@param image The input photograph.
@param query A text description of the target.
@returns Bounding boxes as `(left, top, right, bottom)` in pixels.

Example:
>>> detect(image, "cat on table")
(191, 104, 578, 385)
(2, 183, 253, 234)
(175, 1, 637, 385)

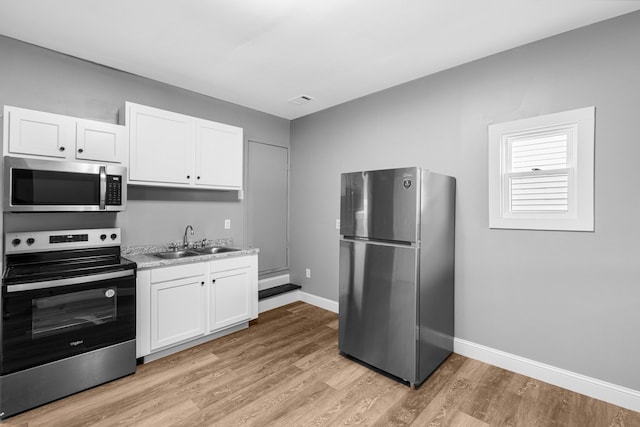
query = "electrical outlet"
(336, 219, 341, 230)
(224, 219, 231, 229)
(305, 268, 311, 278)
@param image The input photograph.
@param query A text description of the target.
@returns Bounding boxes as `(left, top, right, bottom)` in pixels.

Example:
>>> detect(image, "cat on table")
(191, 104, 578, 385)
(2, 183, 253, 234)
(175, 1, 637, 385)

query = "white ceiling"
(1, 1, 639, 120)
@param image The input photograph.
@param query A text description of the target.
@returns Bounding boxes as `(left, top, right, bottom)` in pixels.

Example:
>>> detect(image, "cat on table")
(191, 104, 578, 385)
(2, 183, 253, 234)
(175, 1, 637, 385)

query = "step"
(258, 283, 302, 300)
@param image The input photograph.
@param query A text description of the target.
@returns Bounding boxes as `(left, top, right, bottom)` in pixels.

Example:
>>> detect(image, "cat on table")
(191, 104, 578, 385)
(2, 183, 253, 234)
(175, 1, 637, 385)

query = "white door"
(128, 103, 195, 184)
(195, 119, 243, 189)
(247, 141, 288, 273)
(6, 107, 75, 159)
(150, 276, 206, 350)
(209, 268, 251, 331)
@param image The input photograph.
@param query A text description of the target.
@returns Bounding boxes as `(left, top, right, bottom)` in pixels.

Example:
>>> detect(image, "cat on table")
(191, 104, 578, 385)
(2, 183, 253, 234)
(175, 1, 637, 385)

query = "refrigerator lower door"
(339, 239, 418, 383)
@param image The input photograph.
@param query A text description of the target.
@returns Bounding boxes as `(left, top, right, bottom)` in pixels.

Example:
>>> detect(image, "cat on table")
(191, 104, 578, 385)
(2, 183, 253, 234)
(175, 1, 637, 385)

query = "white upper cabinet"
(2, 105, 126, 164)
(75, 119, 125, 163)
(125, 102, 243, 190)
(127, 103, 194, 185)
(195, 120, 243, 189)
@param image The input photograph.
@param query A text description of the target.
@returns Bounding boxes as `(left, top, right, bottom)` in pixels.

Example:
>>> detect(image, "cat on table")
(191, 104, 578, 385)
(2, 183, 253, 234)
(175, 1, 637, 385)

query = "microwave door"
(3, 157, 126, 212)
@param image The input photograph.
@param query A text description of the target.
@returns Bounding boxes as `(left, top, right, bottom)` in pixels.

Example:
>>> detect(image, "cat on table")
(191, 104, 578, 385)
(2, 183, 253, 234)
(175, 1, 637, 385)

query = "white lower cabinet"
(136, 254, 258, 359)
(149, 263, 206, 351)
(209, 260, 252, 332)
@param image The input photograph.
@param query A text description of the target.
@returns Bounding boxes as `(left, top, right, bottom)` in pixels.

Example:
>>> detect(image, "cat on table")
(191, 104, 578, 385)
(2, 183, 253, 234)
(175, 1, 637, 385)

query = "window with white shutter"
(488, 107, 595, 231)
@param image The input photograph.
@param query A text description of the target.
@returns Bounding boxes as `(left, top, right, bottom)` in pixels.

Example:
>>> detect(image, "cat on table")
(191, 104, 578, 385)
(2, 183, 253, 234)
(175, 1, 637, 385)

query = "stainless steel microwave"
(3, 156, 127, 212)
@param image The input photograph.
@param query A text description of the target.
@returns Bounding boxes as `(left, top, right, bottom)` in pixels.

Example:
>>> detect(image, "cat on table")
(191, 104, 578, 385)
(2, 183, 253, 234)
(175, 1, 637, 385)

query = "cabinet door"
(76, 119, 125, 164)
(150, 275, 206, 350)
(209, 268, 251, 332)
(127, 103, 195, 184)
(195, 119, 243, 189)
(5, 107, 75, 159)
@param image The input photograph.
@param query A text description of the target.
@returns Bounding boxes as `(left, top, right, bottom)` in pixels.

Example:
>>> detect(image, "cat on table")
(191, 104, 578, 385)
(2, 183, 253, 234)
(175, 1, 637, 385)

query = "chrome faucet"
(183, 225, 194, 248)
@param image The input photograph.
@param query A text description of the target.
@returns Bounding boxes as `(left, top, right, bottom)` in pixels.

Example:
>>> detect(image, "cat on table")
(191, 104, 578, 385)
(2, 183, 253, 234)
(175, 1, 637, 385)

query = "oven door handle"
(6, 269, 135, 293)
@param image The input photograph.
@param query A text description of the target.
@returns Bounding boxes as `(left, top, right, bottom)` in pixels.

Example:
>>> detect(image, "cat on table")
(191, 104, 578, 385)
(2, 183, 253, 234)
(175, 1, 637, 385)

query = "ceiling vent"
(288, 94, 315, 105)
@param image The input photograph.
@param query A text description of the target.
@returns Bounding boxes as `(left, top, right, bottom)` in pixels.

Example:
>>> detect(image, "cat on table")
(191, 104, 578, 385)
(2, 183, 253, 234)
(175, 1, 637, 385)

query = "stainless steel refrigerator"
(339, 167, 455, 386)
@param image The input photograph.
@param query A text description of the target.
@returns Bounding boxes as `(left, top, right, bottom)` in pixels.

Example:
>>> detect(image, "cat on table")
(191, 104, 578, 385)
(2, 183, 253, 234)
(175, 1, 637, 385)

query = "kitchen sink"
(192, 246, 240, 255)
(152, 250, 199, 259)
(152, 247, 240, 259)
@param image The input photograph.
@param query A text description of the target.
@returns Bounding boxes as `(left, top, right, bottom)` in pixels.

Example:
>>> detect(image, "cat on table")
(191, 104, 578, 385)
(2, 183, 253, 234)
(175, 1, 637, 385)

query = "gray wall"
(290, 11, 640, 391)
(0, 35, 290, 248)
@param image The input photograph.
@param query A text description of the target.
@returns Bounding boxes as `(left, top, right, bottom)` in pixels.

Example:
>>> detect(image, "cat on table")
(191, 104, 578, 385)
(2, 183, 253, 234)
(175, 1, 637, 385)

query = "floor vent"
(258, 283, 301, 300)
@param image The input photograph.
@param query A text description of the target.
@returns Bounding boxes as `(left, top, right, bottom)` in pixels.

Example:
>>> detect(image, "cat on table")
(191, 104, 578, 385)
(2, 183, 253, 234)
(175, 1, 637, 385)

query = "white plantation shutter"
(505, 130, 573, 214)
(509, 174, 569, 212)
(509, 133, 568, 172)
(488, 107, 595, 231)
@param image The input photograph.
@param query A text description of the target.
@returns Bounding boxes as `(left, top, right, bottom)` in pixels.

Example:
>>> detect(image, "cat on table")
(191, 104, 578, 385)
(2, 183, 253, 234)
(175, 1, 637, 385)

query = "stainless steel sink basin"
(152, 250, 199, 259)
(192, 246, 240, 255)
(152, 247, 240, 259)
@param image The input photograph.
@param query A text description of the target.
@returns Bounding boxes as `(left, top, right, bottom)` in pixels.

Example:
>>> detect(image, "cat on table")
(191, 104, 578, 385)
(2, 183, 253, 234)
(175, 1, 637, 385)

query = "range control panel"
(5, 228, 121, 254)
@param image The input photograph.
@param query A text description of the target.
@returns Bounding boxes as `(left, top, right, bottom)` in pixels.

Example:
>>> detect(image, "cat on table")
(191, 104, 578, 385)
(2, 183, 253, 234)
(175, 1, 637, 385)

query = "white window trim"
(488, 107, 595, 231)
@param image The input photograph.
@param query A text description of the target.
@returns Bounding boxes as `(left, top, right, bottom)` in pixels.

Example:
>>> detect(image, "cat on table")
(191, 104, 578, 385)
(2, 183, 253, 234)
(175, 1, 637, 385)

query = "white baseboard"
(258, 273, 290, 291)
(258, 289, 338, 314)
(454, 338, 640, 413)
(299, 292, 339, 313)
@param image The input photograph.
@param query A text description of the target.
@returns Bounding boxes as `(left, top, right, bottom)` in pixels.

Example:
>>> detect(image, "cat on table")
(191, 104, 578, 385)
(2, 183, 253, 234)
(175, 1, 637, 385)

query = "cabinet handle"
(59, 146, 65, 152)
(212, 279, 216, 283)
(187, 175, 190, 179)
(201, 281, 205, 286)
(78, 148, 84, 153)
(197, 176, 200, 180)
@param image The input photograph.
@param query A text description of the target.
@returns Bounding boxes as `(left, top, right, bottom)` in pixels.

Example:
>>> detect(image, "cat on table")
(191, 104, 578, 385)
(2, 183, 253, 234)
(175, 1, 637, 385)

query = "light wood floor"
(4, 302, 639, 426)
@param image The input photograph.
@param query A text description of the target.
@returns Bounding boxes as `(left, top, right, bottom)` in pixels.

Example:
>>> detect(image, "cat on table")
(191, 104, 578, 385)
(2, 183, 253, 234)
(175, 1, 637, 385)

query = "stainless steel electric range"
(0, 228, 137, 419)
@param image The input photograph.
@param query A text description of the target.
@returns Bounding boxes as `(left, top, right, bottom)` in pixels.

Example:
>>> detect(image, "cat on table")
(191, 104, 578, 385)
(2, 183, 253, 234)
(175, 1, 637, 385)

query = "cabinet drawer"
(209, 256, 252, 273)
(151, 262, 206, 283)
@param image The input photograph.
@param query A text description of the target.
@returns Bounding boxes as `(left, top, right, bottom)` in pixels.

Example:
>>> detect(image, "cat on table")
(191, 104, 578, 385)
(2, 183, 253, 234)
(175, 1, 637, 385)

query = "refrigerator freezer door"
(340, 167, 419, 243)
(338, 239, 418, 383)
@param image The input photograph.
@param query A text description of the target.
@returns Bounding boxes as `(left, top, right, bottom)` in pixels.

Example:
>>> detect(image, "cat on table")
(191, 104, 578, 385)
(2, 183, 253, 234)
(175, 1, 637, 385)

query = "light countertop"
(122, 241, 259, 270)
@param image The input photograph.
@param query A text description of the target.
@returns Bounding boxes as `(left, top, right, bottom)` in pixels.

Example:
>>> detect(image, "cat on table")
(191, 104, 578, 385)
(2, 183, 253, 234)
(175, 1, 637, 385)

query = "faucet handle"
(169, 242, 179, 251)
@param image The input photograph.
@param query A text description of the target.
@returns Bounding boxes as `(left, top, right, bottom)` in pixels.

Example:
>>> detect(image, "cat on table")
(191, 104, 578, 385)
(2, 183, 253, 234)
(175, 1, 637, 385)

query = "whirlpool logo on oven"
(70, 340, 84, 347)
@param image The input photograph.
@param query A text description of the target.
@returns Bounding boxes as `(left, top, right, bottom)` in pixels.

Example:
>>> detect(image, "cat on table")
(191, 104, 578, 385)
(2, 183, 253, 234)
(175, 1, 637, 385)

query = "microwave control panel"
(106, 175, 122, 206)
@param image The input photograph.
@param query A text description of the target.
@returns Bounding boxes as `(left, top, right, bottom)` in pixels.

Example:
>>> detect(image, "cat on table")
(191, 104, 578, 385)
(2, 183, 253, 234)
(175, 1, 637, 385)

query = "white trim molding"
(299, 292, 339, 313)
(454, 338, 640, 413)
(259, 290, 338, 314)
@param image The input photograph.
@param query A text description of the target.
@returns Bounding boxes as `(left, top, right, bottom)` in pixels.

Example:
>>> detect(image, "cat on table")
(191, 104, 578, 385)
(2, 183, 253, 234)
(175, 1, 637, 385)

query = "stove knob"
(100, 234, 107, 241)
(111, 233, 117, 240)
(11, 238, 21, 247)
(26, 238, 35, 245)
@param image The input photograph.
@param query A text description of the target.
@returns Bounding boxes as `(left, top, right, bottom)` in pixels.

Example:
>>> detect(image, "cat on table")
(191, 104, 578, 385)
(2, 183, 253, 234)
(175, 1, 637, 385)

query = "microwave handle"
(99, 166, 107, 210)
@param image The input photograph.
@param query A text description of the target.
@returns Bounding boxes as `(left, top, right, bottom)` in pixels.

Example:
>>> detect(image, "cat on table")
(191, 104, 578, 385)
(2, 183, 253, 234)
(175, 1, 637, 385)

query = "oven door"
(1, 269, 135, 375)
